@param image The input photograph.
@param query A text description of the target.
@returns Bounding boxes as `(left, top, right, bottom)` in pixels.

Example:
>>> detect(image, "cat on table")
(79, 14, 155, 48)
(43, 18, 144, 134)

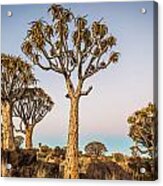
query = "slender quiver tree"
(1, 54, 35, 150)
(22, 4, 119, 178)
(13, 87, 54, 149)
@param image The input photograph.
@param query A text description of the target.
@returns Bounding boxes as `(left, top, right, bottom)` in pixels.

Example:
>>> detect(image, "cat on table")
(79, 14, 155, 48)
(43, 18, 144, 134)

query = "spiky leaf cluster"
(22, 4, 119, 84)
(127, 103, 158, 158)
(1, 53, 35, 103)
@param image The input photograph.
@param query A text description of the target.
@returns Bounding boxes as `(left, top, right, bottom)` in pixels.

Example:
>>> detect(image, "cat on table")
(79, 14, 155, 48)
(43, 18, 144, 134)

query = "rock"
(86, 161, 112, 179)
(36, 161, 59, 178)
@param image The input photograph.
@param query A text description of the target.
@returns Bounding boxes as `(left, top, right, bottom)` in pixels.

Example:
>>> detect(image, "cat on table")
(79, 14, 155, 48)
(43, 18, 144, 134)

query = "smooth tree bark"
(22, 4, 119, 178)
(13, 87, 54, 149)
(1, 54, 35, 151)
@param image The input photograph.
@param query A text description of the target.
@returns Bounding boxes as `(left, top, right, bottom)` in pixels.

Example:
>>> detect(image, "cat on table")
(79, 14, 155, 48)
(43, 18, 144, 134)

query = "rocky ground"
(1, 148, 156, 180)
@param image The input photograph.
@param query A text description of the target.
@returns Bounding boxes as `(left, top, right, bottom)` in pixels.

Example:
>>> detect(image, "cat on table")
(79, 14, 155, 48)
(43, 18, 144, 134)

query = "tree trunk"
(25, 125, 33, 149)
(1, 101, 15, 150)
(64, 97, 80, 179)
(1, 151, 11, 177)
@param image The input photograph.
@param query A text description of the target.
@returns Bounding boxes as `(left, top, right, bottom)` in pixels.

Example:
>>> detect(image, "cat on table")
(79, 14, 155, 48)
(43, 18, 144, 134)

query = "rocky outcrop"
(1, 149, 60, 178)
(1, 149, 133, 179)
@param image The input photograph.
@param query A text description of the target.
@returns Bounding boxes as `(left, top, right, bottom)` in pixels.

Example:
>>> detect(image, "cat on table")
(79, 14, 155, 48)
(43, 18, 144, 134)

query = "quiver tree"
(22, 4, 119, 178)
(112, 153, 125, 163)
(84, 141, 107, 157)
(127, 103, 158, 159)
(14, 135, 24, 149)
(13, 87, 54, 149)
(1, 54, 35, 150)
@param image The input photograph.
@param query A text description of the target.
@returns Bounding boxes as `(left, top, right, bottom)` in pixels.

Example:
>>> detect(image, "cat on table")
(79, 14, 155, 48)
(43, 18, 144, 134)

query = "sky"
(1, 1, 155, 155)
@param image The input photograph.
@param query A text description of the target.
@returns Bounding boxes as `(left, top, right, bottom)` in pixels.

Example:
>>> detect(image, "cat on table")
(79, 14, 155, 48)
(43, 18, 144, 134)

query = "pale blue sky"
(1, 1, 155, 155)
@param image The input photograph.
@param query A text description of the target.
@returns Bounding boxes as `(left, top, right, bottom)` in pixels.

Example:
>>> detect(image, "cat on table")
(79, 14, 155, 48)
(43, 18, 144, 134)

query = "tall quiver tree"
(13, 87, 54, 149)
(1, 54, 35, 150)
(22, 4, 119, 178)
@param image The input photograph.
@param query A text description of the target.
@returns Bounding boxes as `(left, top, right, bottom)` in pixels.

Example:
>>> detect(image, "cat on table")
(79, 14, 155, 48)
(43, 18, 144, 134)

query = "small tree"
(85, 141, 107, 156)
(112, 153, 125, 163)
(127, 103, 158, 159)
(22, 4, 119, 178)
(14, 135, 24, 149)
(13, 87, 54, 149)
(1, 54, 35, 150)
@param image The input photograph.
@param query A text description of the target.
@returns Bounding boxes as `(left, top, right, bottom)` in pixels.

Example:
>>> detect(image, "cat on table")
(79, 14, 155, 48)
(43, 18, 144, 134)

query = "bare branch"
(15, 121, 26, 134)
(83, 60, 112, 80)
(41, 48, 65, 73)
(80, 86, 93, 96)
(15, 129, 26, 135)
(22, 4, 119, 99)
(13, 87, 54, 128)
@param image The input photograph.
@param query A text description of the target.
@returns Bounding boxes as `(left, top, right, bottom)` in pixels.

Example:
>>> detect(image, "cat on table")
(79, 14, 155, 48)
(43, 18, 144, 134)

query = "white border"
(0, 0, 162, 186)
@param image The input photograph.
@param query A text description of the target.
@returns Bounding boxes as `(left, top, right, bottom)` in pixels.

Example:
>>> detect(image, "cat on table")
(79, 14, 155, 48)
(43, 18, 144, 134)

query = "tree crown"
(1, 53, 36, 103)
(84, 141, 107, 156)
(13, 87, 54, 130)
(127, 103, 157, 158)
(22, 4, 119, 98)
